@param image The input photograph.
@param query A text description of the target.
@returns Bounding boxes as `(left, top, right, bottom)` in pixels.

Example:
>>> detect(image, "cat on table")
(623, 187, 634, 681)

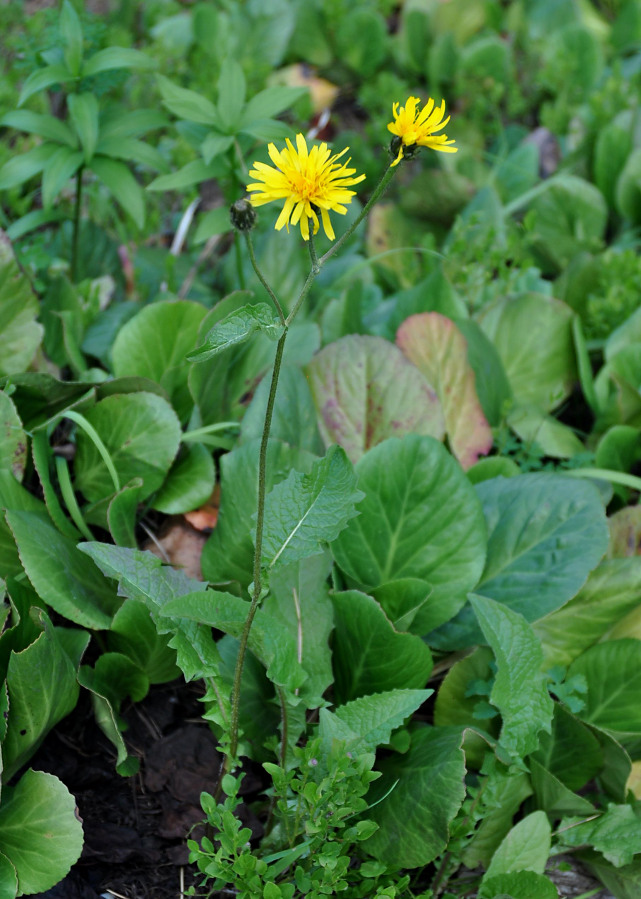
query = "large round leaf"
(307, 334, 444, 464)
(111, 300, 207, 421)
(74, 392, 181, 502)
(569, 639, 641, 735)
(431, 473, 609, 648)
(0, 769, 83, 895)
(477, 293, 576, 411)
(331, 435, 487, 634)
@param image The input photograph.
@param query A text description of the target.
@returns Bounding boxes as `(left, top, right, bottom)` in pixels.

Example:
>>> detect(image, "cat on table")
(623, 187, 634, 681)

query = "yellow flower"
(387, 96, 458, 166)
(246, 133, 365, 241)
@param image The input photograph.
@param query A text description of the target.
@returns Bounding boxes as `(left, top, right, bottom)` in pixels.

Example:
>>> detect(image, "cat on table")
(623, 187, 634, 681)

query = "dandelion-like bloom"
(246, 133, 365, 241)
(388, 96, 458, 166)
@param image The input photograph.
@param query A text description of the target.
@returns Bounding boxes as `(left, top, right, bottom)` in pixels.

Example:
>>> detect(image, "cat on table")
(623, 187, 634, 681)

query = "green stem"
(318, 164, 397, 267)
(71, 165, 84, 283)
(244, 231, 287, 325)
(234, 232, 246, 290)
(285, 235, 323, 326)
(227, 327, 288, 767)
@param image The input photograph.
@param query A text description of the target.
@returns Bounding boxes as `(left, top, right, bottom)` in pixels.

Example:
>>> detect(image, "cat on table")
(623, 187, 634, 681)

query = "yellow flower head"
(387, 96, 458, 166)
(246, 133, 365, 241)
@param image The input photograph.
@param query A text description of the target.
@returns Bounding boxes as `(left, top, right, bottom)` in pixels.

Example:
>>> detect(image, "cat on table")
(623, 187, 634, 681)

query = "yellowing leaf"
(397, 312, 492, 470)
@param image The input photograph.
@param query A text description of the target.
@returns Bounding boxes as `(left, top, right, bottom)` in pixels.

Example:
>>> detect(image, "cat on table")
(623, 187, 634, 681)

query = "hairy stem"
(227, 326, 288, 767)
(245, 231, 286, 325)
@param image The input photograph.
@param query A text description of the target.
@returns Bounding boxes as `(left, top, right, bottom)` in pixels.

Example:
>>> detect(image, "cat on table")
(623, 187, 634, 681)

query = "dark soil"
(26, 680, 223, 899)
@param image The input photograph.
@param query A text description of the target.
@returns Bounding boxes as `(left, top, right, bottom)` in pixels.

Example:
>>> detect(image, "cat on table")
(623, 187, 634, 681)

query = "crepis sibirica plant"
(176, 94, 458, 898)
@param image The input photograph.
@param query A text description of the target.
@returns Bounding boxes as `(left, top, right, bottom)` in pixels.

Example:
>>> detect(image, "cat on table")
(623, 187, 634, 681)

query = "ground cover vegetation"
(1, 0, 641, 896)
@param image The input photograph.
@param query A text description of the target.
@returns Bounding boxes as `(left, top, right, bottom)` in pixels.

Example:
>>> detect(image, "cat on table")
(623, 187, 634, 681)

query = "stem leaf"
(261, 445, 363, 574)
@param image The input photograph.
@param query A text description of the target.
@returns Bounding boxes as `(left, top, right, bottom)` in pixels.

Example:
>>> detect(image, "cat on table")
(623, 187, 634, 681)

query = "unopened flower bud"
(230, 198, 257, 232)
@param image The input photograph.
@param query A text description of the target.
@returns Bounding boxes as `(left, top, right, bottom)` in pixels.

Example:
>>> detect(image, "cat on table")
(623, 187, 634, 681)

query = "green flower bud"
(230, 198, 257, 232)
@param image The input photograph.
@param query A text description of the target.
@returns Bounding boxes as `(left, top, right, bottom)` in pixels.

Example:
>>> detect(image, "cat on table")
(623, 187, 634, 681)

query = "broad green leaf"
(187, 303, 284, 363)
(107, 477, 143, 548)
(217, 59, 246, 129)
(529, 758, 596, 817)
(18, 64, 75, 106)
(261, 445, 362, 573)
(67, 92, 99, 163)
(0, 853, 16, 899)
(0, 770, 83, 894)
(201, 440, 317, 592)
(98, 108, 167, 141)
(0, 472, 48, 577)
(477, 293, 576, 411)
(331, 590, 433, 703)
(2, 609, 80, 779)
(151, 444, 215, 515)
(108, 598, 179, 683)
(524, 176, 607, 273)
(201, 132, 234, 164)
(42, 146, 83, 208)
(432, 473, 609, 648)
(239, 118, 293, 142)
(147, 159, 214, 191)
(0, 232, 43, 376)
(160, 590, 304, 693)
(508, 404, 586, 459)
(60, 0, 83, 74)
(0, 393, 26, 481)
(78, 653, 144, 775)
(458, 304, 516, 433)
(471, 595, 553, 758)
(321, 688, 430, 753)
(73, 392, 181, 502)
(111, 299, 207, 421)
(397, 312, 492, 469)
(95, 136, 169, 172)
(307, 334, 444, 464)
(582, 853, 641, 898)
(479, 871, 558, 899)
(617, 148, 641, 224)
(5, 509, 120, 628)
(0, 373, 95, 430)
(331, 435, 487, 634)
(263, 553, 333, 707)
(534, 558, 641, 668)
(6, 208, 65, 241)
(89, 156, 145, 228)
(82, 46, 156, 77)
(370, 577, 433, 632)
(156, 75, 221, 126)
(366, 726, 466, 867)
(241, 364, 324, 454)
(485, 810, 551, 877)
(240, 86, 308, 125)
(0, 143, 58, 191)
(467, 456, 520, 483)
(0, 110, 76, 147)
(588, 723, 632, 803)
(534, 704, 604, 793)
(596, 425, 641, 474)
(560, 804, 641, 867)
(79, 543, 218, 684)
(569, 639, 641, 735)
